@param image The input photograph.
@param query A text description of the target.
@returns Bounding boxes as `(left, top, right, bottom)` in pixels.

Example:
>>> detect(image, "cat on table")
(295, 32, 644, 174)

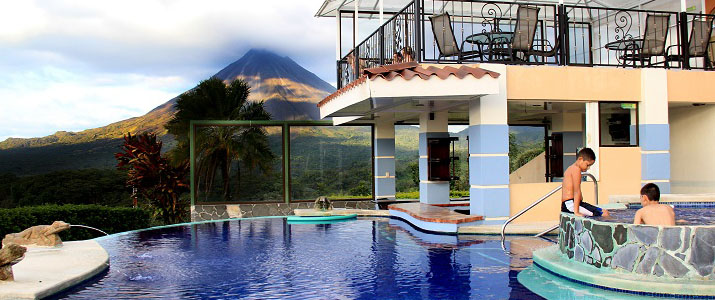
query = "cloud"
(0, 0, 338, 140)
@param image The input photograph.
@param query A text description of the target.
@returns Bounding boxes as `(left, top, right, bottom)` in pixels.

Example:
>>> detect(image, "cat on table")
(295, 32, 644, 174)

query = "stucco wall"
(559, 213, 715, 280)
(670, 104, 715, 193)
(509, 182, 596, 223)
(509, 152, 546, 184)
(599, 147, 642, 203)
(506, 66, 641, 102)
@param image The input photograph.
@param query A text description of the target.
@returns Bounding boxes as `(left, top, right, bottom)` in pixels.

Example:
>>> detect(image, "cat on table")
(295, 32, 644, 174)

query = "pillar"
(553, 112, 584, 173)
(639, 69, 670, 193)
(374, 117, 396, 200)
(585, 102, 601, 180)
(469, 64, 509, 220)
(419, 111, 450, 204)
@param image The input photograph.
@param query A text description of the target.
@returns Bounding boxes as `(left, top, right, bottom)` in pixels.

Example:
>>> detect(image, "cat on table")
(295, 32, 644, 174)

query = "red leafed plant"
(115, 132, 189, 224)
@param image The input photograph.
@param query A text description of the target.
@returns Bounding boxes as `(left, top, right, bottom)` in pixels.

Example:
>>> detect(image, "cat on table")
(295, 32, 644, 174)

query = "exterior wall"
(191, 201, 374, 221)
(509, 152, 546, 184)
(509, 147, 639, 223)
(506, 66, 641, 101)
(509, 182, 596, 224)
(667, 70, 715, 103)
(558, 213, 715, 280)
(598, 147, 642, 204)
(670, 105, 715, 193)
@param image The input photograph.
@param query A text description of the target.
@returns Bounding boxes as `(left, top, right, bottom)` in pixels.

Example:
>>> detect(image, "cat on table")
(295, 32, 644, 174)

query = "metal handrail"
(500, 172, 598, 252)
(535, 224, 559, 237)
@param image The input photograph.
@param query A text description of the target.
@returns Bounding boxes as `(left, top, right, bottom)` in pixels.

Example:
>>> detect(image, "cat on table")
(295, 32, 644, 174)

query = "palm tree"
(165, 77, 274, 200)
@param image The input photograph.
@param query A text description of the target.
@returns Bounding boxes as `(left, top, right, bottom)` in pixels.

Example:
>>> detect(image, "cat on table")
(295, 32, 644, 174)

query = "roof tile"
(317, 63, 500, 108)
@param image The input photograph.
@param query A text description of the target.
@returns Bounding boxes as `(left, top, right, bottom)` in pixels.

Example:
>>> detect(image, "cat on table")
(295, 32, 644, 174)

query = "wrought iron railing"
(336, 1, 715, 88)
(564, 6, 680, 68)
(338, 1, 416, 89)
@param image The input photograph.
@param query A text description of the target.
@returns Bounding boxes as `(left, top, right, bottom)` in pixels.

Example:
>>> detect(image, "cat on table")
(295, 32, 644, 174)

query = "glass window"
(194, 125, 284, 203)
(599, 102, 638, 147)
(290, 125, 372, 201)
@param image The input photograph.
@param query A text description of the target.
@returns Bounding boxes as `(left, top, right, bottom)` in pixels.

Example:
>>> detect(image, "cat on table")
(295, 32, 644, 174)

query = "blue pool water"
(49, 217, 692, 299)
(595, 207, 715, 225)
(51, 218, 550, 299)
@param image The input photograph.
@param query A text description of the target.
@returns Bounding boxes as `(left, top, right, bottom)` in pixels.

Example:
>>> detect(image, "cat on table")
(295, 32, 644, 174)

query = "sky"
(0, 0, 337, 142)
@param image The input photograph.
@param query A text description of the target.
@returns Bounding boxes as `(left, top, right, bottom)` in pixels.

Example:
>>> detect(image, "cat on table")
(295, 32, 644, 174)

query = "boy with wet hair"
(561, 148, 610, 217)
(634, 183, 675, 225)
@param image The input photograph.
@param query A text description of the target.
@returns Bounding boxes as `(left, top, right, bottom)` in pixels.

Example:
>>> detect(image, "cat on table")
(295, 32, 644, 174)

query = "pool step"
(388, 203, 484, 233)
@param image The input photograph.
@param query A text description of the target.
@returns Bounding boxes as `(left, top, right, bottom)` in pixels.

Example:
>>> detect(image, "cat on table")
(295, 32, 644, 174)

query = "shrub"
(0, 204, 151, 241)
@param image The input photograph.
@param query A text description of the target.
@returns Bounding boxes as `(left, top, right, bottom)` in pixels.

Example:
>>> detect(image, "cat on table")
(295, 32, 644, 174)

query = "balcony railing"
(337, 0, 715, 88)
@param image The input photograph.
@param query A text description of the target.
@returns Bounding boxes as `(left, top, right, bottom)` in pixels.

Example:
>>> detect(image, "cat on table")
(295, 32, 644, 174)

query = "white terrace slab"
(0, 240, 109, 300)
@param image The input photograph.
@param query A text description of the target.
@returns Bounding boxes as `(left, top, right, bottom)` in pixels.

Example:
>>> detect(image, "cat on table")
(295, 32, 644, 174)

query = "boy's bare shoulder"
(564, 164, 577, 176)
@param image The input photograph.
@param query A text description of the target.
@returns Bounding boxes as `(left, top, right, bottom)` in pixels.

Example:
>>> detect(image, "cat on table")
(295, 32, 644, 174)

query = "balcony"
(333, 0, 715, 88)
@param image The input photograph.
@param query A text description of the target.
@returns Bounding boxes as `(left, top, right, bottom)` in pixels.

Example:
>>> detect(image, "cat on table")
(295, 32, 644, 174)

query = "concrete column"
(469, 64, 509, 221)
(419, 111, 450, 204)
(553, 112, 584, 173)
(374, 117, 396, 200)
(585, 102, 601, 180)
(639, 69, 670, 193)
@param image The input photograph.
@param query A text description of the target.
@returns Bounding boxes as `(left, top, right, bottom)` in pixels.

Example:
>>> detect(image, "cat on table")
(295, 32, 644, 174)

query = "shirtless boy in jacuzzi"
(561, 148, 610, 217)
(634, 183, 675, 226)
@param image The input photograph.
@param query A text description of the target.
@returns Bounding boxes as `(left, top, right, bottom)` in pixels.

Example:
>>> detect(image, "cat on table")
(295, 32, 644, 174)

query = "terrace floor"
(0, 240, 108, 300)
(295, 203, 558, 235)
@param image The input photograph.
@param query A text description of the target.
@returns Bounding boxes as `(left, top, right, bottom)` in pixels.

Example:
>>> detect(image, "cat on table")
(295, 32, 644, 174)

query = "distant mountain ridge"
(0, 49, 334, 151)
(0, 49, 336, 174)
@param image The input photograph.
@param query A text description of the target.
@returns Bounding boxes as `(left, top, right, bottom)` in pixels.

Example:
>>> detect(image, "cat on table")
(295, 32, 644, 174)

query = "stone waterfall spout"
(0, 243, 27, 281)
(2, 221, 71, 247)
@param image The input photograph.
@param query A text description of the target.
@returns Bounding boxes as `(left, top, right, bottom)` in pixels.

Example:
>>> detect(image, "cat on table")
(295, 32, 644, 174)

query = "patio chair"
(620, 13, 671, 67)
(665, 16, 714, 69)
(490, 5, 541, 62)
(429, 12, 483, 62)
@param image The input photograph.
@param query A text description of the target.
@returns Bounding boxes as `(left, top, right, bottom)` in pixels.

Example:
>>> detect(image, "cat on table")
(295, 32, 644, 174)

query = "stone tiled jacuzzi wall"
(558, 213, 715, 280)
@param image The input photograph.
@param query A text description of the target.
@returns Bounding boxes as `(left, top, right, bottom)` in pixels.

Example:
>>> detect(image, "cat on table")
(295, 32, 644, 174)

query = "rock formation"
(2, 221, 71, 247)
(0, 243, 27, 281)
(313, 196, 333, 211)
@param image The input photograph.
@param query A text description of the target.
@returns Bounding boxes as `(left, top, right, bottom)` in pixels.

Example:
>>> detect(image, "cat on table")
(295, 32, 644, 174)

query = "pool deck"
(0, 240, 108, 300)
(294, 204, 559, 235)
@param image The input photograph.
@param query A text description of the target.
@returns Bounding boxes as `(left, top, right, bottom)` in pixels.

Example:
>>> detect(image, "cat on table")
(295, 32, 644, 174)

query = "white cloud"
(0, 0, 337, 141)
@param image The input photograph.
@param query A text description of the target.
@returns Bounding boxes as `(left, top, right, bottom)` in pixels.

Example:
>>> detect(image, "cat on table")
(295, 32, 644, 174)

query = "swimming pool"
(595, 205, 715, 225)
(48, 217, 558, 299)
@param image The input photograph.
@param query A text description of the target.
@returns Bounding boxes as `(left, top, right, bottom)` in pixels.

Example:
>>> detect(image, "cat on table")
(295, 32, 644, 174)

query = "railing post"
(379, 26, 385, 65)
(336, 60, 342, 89)
(558, 4, 568, 66)
(354, 48, 360, 80)
(678, 12, 690, 69)
(413, 0, 422, 62)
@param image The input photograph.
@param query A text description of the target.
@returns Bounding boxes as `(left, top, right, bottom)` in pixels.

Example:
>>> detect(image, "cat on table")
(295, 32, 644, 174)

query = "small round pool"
(50, 217, 553, 299)
(595, 204, 715, 225)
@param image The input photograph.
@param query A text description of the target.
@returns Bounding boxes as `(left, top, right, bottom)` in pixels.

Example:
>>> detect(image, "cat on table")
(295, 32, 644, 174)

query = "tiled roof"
(318, 62, 500, 108)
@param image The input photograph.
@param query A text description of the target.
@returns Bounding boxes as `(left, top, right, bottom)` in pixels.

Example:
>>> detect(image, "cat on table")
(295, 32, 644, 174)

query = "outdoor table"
(605, 39, 644, 67)
(464, 31, 514, 61)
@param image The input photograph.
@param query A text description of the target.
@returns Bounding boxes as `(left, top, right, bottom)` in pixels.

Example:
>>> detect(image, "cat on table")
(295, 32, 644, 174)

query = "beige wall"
(509, 152, 546, 184)
(670, 104, 715, 193)
(667, 70, 715, 103)
(506, 66, 641, 101)
(598, 147, 642, 203)
(502, 66, 715, 105)
(509, 182, 596, 223)
(509, 147, 640, 223)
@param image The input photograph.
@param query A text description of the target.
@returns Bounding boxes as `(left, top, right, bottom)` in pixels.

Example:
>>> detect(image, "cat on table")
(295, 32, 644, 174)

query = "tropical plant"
(165, 77, 274, 201)
(115, 132, 189, 224)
